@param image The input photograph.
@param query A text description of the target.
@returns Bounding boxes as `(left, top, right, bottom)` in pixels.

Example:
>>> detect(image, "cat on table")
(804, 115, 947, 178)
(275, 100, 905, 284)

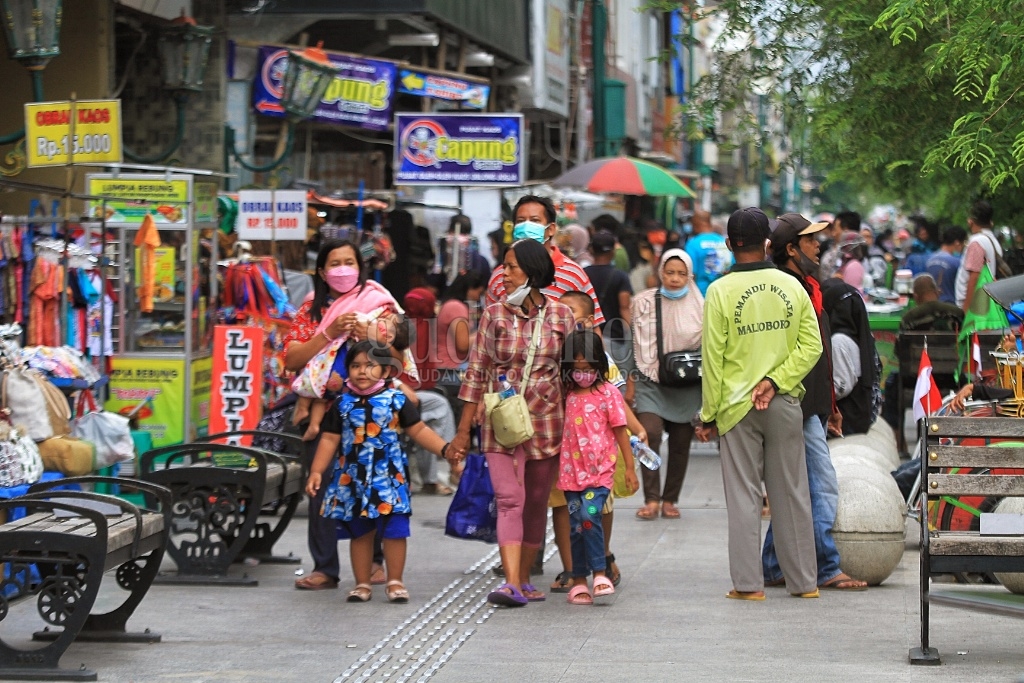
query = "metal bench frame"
(0, 477, 171, 681)
(139, 439, 303, 586)
(911, 416, 1024, 665)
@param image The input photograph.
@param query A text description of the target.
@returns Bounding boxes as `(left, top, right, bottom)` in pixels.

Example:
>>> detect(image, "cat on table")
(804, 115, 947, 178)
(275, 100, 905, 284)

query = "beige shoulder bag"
(483, 316, 543, 448)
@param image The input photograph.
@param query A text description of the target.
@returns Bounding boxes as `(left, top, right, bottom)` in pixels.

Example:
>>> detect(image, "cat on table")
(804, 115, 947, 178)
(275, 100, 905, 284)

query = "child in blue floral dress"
(306, 340, 455, 603)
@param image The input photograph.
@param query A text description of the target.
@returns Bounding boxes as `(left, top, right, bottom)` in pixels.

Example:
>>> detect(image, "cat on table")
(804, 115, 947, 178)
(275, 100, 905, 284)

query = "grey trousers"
(719, 393, 817, 594)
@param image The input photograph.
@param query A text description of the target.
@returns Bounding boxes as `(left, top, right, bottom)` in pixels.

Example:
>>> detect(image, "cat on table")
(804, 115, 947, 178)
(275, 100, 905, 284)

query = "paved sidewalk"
(9, 448, 1024, 682)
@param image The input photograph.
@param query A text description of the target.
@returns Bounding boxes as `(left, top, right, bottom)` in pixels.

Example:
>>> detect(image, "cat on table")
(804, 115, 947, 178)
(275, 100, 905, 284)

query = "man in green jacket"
(696, 207, 822, 601)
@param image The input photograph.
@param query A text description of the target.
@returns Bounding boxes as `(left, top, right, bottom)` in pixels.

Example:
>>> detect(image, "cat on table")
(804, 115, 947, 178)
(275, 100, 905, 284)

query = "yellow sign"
(190, 356, 212, 440)
(25, 99, 122, 167)
(106, 358, 185, 447)
(135, 246, 176, 302)
(88, 177, 189, 224)
(401, 72, 425, 90)
(194, 182, 218, 224)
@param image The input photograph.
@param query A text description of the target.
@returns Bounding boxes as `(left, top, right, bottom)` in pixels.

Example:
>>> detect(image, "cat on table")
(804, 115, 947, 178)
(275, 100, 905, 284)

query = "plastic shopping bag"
(70, 391, 134, 469)
(445, 453, 497, 543)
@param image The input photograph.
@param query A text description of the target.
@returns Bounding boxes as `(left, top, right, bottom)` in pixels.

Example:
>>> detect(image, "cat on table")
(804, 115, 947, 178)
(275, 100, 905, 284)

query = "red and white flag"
(913, 348, 943, 422)
(971, 332, 983, 378)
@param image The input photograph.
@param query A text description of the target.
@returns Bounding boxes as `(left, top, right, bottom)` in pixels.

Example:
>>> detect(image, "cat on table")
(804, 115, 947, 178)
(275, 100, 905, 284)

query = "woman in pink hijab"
(564, 224, 593, 268)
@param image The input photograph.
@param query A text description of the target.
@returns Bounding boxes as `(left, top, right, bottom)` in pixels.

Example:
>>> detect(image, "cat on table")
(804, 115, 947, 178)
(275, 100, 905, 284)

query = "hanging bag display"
(1, 365, 71, 442)
(445, 448, 498, 543)
(69, 390, 135, 469)
(483, 317, 542, 448)
(0, 413, 44, 488)
(655, 291, 702, 387)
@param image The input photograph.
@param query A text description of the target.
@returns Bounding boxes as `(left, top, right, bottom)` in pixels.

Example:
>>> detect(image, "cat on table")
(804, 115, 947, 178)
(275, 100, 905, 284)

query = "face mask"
(795, 250, 820, 279)
(571, 369, 599, 388)
(345, 377, 386, 396)
(660, 285, 689, 300)
(506, 282, 531, 306)
(324, 265, 359, 294)
(513, 221, 548, 243)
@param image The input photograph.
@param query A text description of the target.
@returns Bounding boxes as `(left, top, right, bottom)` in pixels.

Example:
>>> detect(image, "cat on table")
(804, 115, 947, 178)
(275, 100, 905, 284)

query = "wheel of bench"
(139, 443, 280, 585)
(194, 431, 305, 565)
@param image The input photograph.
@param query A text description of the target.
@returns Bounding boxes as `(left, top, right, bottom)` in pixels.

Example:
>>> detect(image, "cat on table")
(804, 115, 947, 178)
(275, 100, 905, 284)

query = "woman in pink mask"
(283, 238, 402, 591)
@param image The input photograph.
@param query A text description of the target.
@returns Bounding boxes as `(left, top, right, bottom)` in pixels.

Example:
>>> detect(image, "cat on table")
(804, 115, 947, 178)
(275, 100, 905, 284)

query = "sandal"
(635, 503, 659, 521)
(593, 575, 615, 599)
(385, 580, 409, 603)
(346, 583, 372, 602)
(295, 571, 339, 591)
(521, 583, 546, 602)
(661, 502, 681, 519)
(791, 589, 820, 598)
(550, 570, 573, 593)
(605, 555, 621, 587)
(566, 584, 593, 605)
(370, 564, 386, 586)
(819, 573, 868, 591)
(726, 590, 765, 601)
(487, 583, 528, 607)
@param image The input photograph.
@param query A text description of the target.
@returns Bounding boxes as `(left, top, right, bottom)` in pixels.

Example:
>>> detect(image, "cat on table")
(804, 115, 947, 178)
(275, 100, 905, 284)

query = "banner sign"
(106, 358, 185, 447)
(87, 176, 189, 224)
(236, 189, 307, 241)
(209, 326, 264, 446)
(25, 99, 123, 167)
(397, 70, 489, 109)
(252, 46, 396, 131)
(393, 113, 524, 186)
(194, 182, 218, 224)
(190, 356, 212, 441)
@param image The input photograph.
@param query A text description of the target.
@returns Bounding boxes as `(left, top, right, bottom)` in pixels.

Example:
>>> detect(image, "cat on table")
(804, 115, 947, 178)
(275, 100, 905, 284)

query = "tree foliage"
(646, 0, 1024, 223)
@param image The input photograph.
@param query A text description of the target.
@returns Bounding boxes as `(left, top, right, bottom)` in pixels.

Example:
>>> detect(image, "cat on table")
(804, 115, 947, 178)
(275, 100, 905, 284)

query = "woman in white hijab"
(624, 249, 704, 520)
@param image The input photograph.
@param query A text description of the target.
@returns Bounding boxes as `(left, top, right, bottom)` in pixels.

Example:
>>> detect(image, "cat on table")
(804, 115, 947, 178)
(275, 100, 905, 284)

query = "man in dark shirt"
(900, 273, 965, 333)
(584, 231, 633, 363)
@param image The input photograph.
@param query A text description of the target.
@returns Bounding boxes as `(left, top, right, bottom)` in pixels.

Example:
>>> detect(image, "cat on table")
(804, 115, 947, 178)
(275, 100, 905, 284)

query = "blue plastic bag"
(445, 453, 497, 543)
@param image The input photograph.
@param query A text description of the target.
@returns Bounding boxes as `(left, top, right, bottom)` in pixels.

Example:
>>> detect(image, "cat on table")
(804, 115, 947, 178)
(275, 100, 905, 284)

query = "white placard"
(237, 189, 307, 241)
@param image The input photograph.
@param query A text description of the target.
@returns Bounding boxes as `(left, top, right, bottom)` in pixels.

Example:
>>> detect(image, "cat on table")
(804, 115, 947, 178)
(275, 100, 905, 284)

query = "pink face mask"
(571, 369, 599, 388)
(345, 377, 386, 396)
(324, 265, 359, 294)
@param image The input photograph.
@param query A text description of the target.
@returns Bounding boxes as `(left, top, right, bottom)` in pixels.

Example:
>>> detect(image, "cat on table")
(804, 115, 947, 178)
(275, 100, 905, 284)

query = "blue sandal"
(487, 582, 528, 607)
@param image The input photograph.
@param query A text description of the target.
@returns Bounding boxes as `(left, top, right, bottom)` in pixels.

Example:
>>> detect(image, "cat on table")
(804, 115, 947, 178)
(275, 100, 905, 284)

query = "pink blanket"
(313, 280, 403, 336)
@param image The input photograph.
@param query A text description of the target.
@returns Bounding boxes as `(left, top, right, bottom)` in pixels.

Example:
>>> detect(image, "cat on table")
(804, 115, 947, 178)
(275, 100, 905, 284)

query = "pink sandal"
(593, 575, 615, 599)
(566, 584, 593, 605)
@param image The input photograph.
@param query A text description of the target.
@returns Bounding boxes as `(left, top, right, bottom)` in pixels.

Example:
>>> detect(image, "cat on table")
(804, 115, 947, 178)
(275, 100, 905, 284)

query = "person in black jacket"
(822, 278, 881, 436)
(762, 214, 868, 591)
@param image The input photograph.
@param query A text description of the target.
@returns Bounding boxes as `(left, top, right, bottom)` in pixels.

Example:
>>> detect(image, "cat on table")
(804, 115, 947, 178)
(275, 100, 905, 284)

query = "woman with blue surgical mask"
(622, 249, 704, 520)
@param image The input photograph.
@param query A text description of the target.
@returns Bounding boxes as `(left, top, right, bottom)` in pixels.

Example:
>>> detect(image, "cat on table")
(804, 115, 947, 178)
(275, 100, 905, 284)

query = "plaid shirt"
(459, 298, 575, 459)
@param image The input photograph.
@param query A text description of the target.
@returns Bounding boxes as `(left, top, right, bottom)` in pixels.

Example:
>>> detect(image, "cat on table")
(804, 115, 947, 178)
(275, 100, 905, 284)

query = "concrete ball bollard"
(831, 455, 896, 483)
(868, 419, 898, 449)
(841, 434, 901, 470)
(829, 442, 895, 475)
(832, 471, 907, 586)
(993, 497, 1024, 595)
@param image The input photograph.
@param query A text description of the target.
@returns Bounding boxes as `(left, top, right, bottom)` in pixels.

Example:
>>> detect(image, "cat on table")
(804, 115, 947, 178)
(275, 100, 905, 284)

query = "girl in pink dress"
(558, 330, 639, 605)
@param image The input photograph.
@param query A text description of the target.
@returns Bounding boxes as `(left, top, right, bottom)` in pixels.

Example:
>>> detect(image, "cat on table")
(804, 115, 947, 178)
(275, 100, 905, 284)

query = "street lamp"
(225, 42, 339, 178)
(0, 0, 63, 157)
(124, 11, 214, 163)
(0, 0, 62, 71)
(157, 12, 213, 93)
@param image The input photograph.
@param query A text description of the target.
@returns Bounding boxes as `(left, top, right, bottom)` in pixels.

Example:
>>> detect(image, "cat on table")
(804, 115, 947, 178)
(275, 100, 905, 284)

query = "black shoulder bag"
(655, 291, 702, 387)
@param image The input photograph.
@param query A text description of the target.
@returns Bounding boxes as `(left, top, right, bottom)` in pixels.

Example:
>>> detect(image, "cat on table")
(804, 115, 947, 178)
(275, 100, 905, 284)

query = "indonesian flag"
(971, 332, 983, 379)
(913, 349, 943, 422)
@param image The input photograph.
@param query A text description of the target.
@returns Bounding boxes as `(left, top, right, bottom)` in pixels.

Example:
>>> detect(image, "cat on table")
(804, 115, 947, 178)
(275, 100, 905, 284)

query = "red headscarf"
(403, 287, 437, 390)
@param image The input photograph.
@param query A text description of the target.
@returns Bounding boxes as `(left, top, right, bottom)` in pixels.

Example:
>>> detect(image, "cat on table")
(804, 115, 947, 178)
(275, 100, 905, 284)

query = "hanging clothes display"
(134, 213, 161, 313)
(27, 258, 62, 347)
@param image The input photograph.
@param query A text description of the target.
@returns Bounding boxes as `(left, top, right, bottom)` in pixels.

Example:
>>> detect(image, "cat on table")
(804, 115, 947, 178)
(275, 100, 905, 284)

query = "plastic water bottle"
(630, 435, 661, 471)
(498, 374, 516, 400)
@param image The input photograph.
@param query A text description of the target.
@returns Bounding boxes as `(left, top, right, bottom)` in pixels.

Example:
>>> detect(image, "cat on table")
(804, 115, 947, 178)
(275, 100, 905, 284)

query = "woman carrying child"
(306, 340, 461, 603)
(558, 329, 639, 604)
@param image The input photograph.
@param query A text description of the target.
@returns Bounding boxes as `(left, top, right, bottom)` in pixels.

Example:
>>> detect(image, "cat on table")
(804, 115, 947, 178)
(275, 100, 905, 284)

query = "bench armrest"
(139, 443, 270, 476)
(198, 430, 305, 458)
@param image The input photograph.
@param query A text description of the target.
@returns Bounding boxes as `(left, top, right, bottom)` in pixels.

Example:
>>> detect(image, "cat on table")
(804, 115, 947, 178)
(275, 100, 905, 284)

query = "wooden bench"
(0, 476, 171, 681)
(196, 430, 306, 565)
(911, 416, 1024, 665)
(139, 437, 304, 586)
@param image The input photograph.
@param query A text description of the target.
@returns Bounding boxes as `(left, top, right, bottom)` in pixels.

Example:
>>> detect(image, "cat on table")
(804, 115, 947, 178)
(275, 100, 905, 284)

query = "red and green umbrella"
(551, 156, 697, 198)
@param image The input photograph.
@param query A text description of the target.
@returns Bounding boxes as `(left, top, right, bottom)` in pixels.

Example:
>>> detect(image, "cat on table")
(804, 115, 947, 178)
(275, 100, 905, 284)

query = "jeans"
(762, 414, 842, 585)
(565, 487, 609, 578)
